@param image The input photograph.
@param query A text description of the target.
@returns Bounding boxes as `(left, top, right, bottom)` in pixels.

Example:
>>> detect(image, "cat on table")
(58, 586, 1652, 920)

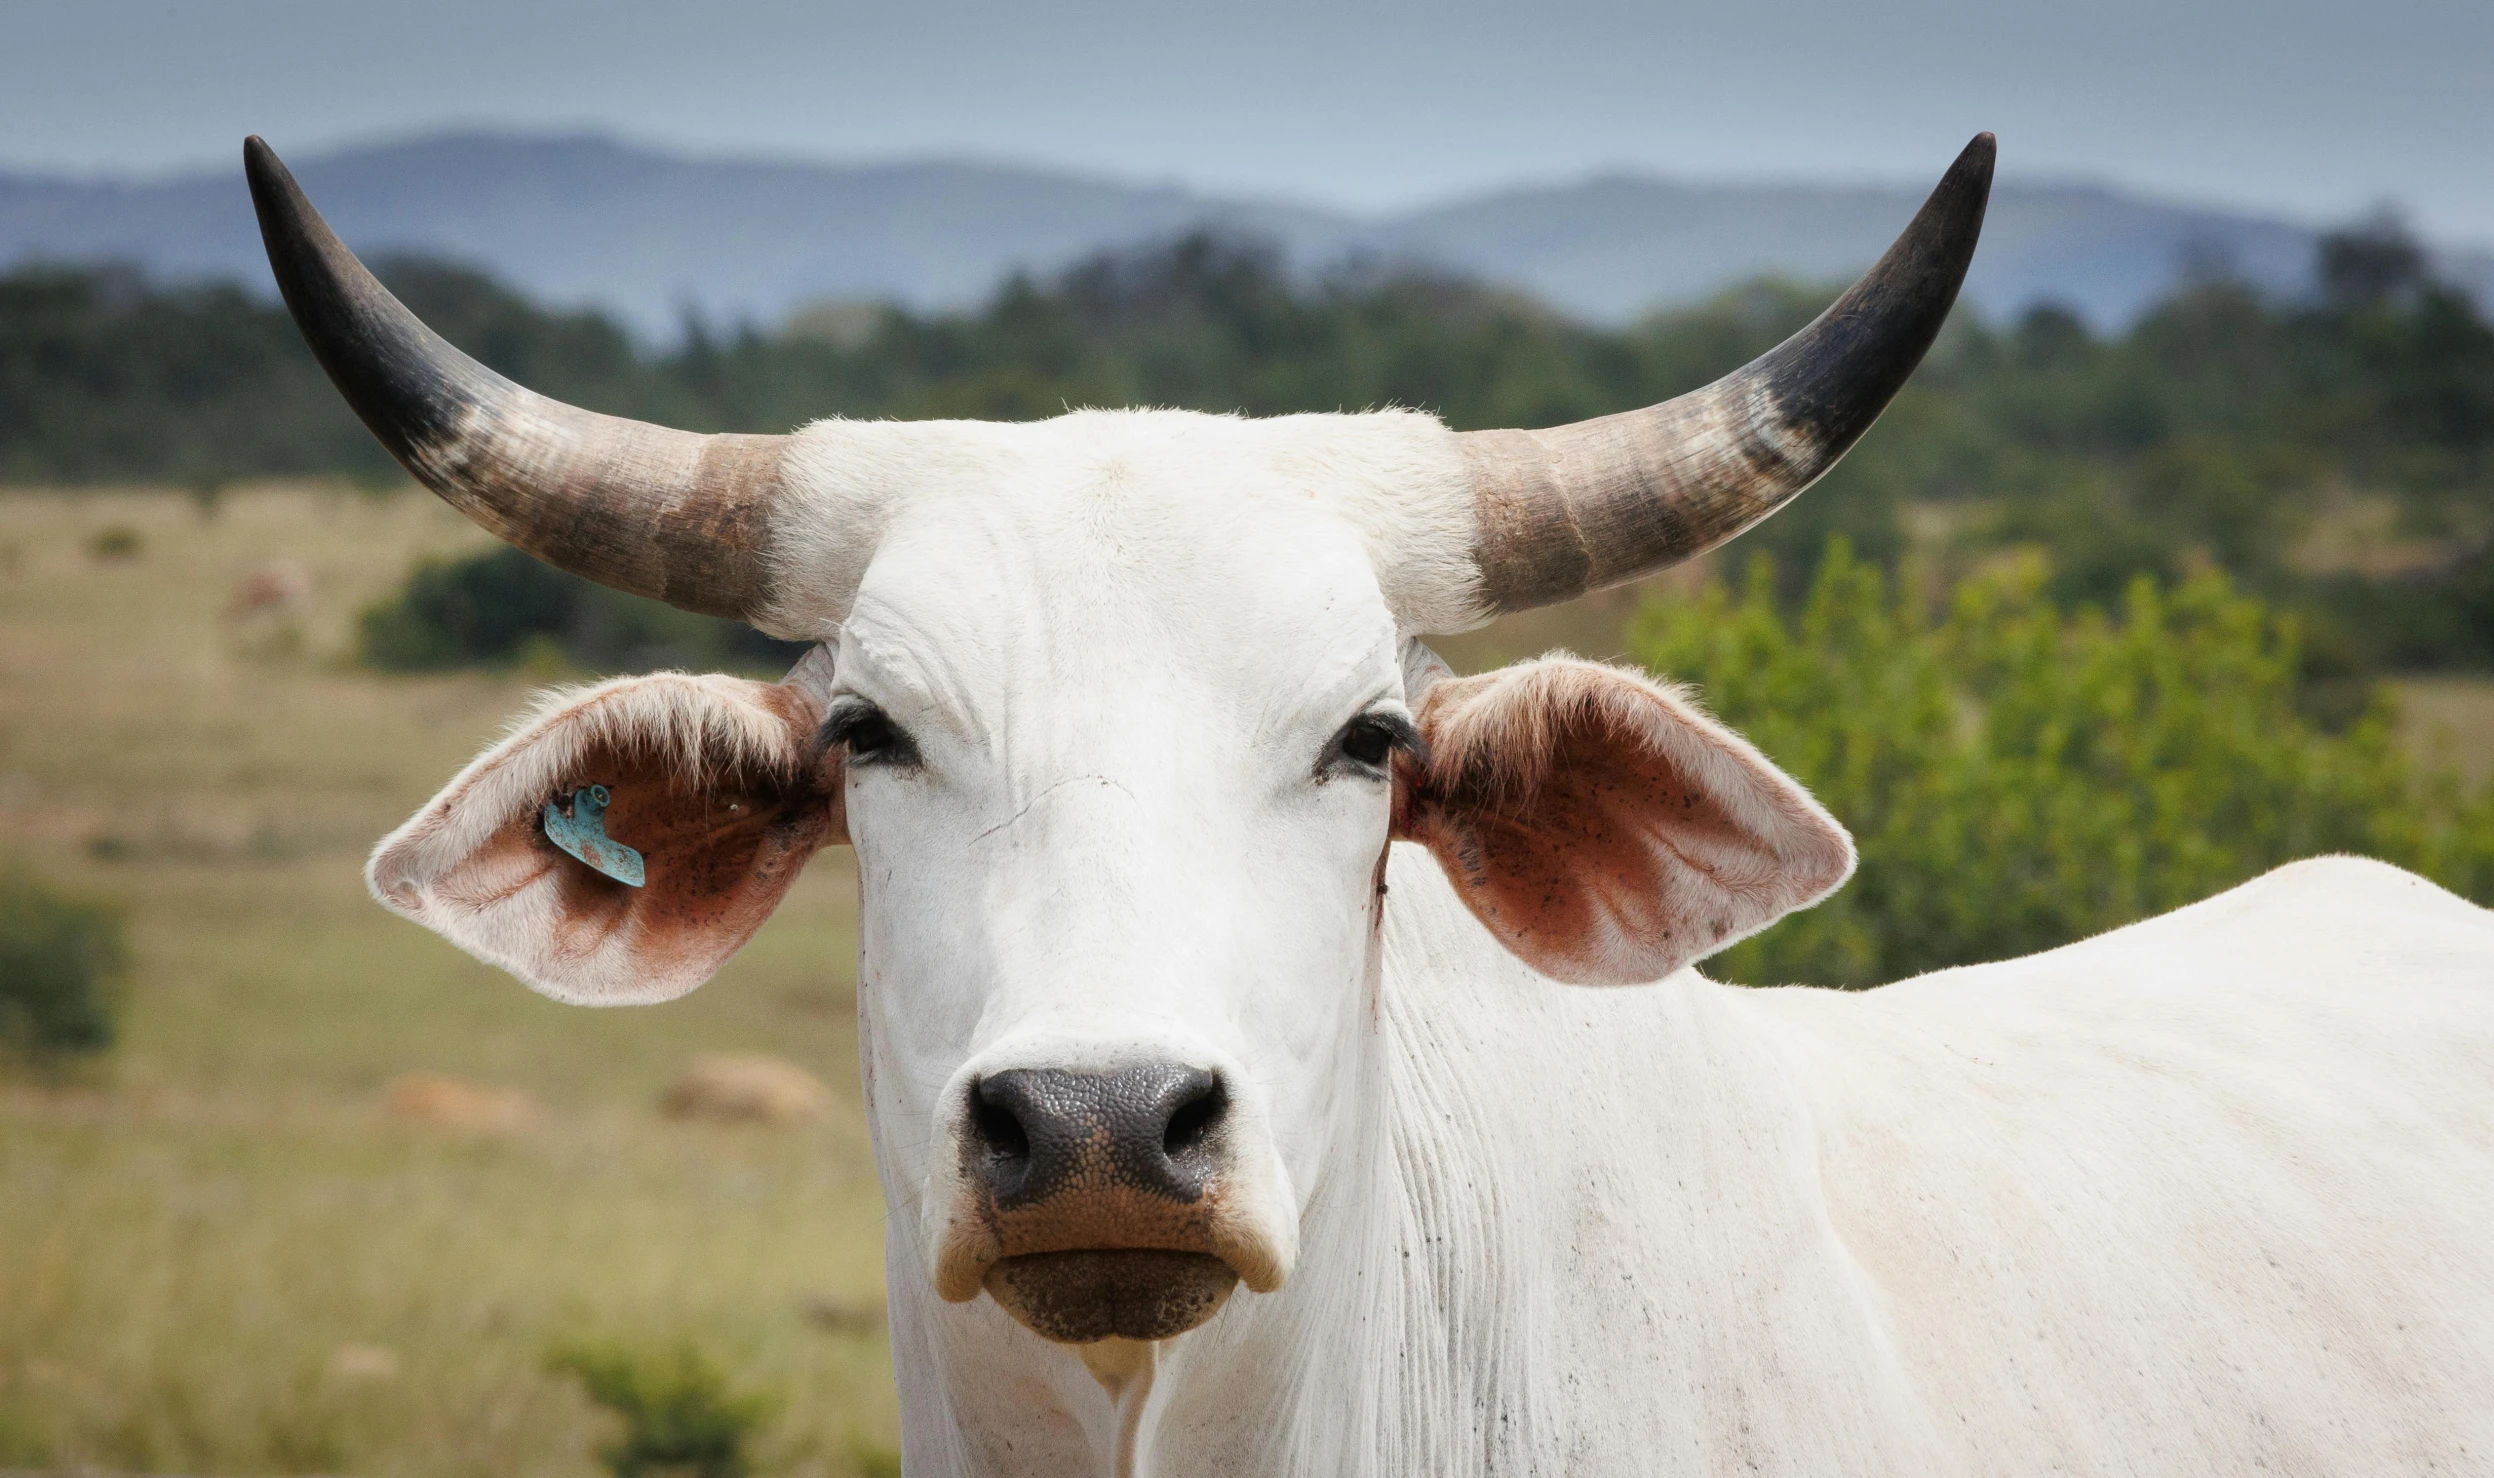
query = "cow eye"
(1323, 711, 1421, 779)
(825, 700, 920, 769)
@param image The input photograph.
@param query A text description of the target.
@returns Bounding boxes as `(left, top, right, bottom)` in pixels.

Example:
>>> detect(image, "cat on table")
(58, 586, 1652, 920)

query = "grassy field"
(0, 487, 891, 1476)
(2392, 675, 2494, 786)
(4, 485, 2490, 1475)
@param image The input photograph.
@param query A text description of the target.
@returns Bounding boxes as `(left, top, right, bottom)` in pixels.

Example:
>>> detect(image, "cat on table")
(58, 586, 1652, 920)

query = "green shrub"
(85, 524, 143, 560)
(358, 545, 808, 675)
(2308, 545, 2494, 674)
(547, 1342, 778, 1478)
(848, 1435, 904, 1478)
(1631, 544, 2494, 986)
(358, 545, 576, 669)
(0, 867, 127, 1065)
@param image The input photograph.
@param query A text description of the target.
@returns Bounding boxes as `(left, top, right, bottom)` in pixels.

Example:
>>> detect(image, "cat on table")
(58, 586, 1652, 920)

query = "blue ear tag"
(543, 784, 646, 887)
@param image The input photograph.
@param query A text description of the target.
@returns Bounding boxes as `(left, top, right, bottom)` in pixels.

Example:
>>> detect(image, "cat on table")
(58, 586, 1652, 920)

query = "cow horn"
(245, 136, 785, 622)
(1453, 132, 1994, 616)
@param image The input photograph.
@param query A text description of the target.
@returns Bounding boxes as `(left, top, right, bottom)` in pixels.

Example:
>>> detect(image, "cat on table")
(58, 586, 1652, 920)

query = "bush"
(1630, 545, 2494, 986)
(0, 868, 127, 1065)
(85, 524, 143, 561)
(2308, 544, 2494, 673)
(547, 1342, 778, 1478)
(358, 545, 576, 669)
(358, 545, 808, 675)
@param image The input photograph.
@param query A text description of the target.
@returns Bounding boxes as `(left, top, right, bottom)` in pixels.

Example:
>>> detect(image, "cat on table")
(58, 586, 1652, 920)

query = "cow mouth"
(982, 1249, 1240, 1343)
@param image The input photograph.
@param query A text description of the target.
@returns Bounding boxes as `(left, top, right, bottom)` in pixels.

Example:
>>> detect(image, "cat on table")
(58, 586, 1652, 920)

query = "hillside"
(0, 487, 895, 1472)
(9, 131, 2488, 337)
(10, 215, 2493, 684)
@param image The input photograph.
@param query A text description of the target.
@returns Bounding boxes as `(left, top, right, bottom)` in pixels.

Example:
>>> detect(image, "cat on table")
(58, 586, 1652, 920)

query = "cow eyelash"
(823, 699, 922, 770)
(1321, 711, 1424, 780)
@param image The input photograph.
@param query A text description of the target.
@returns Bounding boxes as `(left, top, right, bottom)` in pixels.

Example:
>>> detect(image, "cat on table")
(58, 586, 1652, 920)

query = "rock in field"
(662, 1052, 833, 1125)
(385, 1072, 538, 1132)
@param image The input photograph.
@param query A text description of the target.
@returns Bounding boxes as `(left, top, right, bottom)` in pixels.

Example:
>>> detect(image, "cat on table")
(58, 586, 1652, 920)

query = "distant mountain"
(1378, 176, 2329, 324)
(4, 131, 2486, 338)
(0, 133, 1340, 338)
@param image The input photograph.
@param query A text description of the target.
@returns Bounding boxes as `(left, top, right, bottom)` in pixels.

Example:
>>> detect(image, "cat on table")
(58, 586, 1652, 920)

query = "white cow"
(244, 132, 2494, 1476)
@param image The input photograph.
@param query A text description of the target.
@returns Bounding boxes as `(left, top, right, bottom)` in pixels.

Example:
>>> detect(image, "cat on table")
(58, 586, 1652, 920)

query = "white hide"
(779, 413, 2493, 1475)
(881, 853, 2494, 1477)
(754, 407, 1487, 639)
(824, 415, 1421, 1385)
(374, 408, 2494, 1476)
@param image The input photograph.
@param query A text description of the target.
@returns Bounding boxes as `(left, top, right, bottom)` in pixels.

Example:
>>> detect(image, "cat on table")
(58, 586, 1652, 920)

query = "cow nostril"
(1162, 1079, 1227, 1157)
(970, 1083, 1029, 1160)
(968, 1064, 1225, 1205)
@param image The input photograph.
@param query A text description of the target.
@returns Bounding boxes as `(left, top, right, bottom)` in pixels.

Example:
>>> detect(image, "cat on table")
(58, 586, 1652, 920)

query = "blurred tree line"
(3, 219, 2491, 676)
(1639, 547, 2494, 984)
(356, 543, 809, 675)
(7, 225, 2492, 979)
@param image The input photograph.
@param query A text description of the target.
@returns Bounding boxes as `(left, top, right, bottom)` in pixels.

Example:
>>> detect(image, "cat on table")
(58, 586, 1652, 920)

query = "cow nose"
(967, 1064, 1228, 1206)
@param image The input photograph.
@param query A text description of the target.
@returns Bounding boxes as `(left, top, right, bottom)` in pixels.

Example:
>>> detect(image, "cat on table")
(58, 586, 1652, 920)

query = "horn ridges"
(1453, 132, 1995, 616)
(245, 135, 785, 620)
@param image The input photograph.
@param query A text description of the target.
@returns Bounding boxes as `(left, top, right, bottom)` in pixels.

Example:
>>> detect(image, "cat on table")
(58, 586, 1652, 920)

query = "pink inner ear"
(1400, 661, 1853, 986)
(1435, 736, 1758, 979)
(369, 673, 845, 1006)
(563, 760, 834, 974)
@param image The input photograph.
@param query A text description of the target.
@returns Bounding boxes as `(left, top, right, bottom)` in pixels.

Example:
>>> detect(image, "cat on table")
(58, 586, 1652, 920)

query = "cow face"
(369, 410, 1856, 1351)
(830, 422, 1418, 1339)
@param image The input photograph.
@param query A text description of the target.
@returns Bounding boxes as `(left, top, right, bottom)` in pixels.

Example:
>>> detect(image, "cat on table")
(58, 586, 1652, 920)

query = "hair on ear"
(1398, 655, 1854, 985)
(368, 671, 843, 1006)
(372, 673, 831, 912)
(1405, 657, 1679, 815)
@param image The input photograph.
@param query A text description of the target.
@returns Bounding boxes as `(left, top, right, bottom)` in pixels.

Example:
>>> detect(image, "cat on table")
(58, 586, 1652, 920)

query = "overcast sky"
(5, 0, 2489, 241)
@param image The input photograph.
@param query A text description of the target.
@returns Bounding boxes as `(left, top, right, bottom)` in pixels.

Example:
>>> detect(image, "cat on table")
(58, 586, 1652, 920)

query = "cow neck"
(869, 842, 1874, 1476)
(1107, 842, 1783, 1473)
(1130, 842, 1913, 1475)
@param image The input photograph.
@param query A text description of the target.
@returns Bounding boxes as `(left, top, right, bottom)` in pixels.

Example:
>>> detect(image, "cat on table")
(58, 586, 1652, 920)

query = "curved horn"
(1455, 133, 1994, 616)
(246, 136, 784, 621)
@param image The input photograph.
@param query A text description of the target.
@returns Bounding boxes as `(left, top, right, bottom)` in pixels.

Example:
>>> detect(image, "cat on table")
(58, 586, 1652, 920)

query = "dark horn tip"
(242, 132, 511, 480)
(1925, 133, 1996, 242)
(1937, 132, 1997, 217)
(1914, 132, 1995, 238)
(1454, 132, 2001, 619)
(1759, 132, 1994, 446)
(242, 136, 292, 212)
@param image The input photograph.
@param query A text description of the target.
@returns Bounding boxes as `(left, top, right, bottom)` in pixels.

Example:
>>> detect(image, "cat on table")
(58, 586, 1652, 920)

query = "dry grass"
(2393, 676, 2494, 787)
(0, 486, 894, 1475)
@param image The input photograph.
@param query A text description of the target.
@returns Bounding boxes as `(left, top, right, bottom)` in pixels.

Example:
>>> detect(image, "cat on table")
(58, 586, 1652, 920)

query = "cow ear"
(368, 670, 845, 1006)
(1393, 657, 1852, 985)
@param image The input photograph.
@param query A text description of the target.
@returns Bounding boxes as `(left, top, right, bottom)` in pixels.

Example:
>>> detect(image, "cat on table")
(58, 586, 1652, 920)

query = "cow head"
(251, 133, 1987, 1352)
